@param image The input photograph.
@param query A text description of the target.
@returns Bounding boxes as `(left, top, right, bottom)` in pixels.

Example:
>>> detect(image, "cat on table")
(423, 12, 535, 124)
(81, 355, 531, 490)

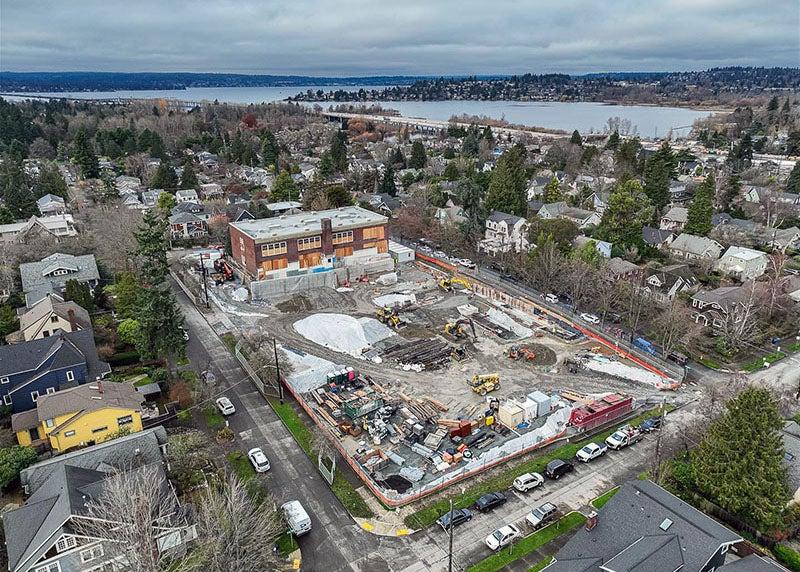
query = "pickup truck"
(575, 442, 607, 462)
(605, 425, 643, 451)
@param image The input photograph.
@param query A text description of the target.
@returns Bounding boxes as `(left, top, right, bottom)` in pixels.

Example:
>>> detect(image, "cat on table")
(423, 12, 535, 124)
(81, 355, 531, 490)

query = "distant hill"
(0, 71, 426, 93)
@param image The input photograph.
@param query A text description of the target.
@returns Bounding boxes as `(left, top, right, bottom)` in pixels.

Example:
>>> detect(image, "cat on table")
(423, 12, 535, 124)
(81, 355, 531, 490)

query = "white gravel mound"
(293, 313, 394, 358)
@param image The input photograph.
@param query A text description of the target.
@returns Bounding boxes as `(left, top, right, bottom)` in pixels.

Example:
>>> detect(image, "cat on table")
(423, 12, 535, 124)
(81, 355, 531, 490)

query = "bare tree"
(192, 474, 284, 572)
(718, 282, 762, 352)
(73, 464, 195, 572)
(763, 252, 789, 320)
(79, 205, 143, 273)
(652, 298, 698, 356)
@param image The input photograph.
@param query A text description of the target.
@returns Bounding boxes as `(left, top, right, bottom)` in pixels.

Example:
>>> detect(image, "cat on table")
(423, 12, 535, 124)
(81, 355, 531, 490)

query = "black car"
(545, 459, 574, 480)
(639, 417, 662, 433)
(436, 508, 473, 531)
(474, 492, 507, 512)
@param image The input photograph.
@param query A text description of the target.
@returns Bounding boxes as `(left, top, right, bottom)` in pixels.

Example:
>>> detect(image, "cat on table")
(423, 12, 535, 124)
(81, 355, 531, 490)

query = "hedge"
(774, 544, 800, 572)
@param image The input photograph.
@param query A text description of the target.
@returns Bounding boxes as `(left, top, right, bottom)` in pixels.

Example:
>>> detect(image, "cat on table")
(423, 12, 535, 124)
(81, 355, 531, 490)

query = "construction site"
(174, 247, 686, 505)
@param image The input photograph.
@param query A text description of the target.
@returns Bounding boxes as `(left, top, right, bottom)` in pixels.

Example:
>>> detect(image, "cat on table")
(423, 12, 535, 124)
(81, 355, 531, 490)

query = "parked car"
(436, 508, 473, 531)
(282, 500, 312, 536)
(474, 492, 507, 512)
(459, 259, 476, 269)
(639, 417, 662, 433)
(545, 459, 574, 480)
(580, 313, 600, 324)
(215, 396, 236, 415)
(526, 502, 557, 529)
(544, 293, 559, 304)
(247, 447, 270, 472)
(667, 350, 688, 365)
(605, 425, 644, 450)
(485, 524, 521, 551)
(513, 472, 544, 493)
(575, 442, 607, 463)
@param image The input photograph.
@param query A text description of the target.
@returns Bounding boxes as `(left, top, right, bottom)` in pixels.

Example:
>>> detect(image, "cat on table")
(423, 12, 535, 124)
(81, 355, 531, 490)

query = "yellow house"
(12, 381, 145, 452)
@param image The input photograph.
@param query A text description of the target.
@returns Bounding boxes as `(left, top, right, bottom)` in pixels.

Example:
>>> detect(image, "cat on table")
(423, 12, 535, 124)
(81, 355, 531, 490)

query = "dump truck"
(468, 373, 500, 396)
(605, 424, 643, 450)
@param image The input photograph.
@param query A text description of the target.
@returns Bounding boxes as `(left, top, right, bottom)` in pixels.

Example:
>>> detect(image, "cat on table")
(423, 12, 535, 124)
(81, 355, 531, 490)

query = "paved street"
(174, 280, 677, 571)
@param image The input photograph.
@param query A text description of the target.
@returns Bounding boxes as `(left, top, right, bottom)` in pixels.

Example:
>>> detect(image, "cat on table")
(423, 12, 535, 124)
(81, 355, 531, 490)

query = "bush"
(0, 446, 38, 488)
(216, 427, 234, 442)
(176, 409, 192, 423)
(107, 351, 141, 366)
(774, 544, 800, 572)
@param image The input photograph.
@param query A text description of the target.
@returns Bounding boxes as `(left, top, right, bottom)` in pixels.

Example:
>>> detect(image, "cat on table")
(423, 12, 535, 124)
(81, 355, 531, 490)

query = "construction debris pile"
(293, 313, 395, 358)
(381, 339, 467, 371)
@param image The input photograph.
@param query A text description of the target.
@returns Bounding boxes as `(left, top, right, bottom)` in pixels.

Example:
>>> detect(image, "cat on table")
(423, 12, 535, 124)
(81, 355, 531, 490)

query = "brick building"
(229, 206, 389, 280)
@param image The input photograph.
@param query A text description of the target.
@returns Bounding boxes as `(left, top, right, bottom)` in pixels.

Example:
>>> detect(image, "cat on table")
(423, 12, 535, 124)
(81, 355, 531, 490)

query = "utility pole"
(448, 498, 454, 572)
(273, 337, 284, 403)
(199, 253, 210, 309)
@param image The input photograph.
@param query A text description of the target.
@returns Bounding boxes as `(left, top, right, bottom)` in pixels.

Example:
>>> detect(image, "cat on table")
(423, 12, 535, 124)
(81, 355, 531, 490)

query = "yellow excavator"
(438, 276, 472, 292)
(376, 306, 406, 329)
(443, 318, 477, 341)
(468, 373, 500, 396)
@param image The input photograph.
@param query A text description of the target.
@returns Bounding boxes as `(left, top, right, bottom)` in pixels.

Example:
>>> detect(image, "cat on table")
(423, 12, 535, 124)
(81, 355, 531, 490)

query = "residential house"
(0, 329, 111, 413)
(298, 161, 317, 180)
(526, 175, 552, 200)
(538, 202, 601, 229)
(362, 194, 401, 216)
(642, 226, 675, 249)
(7, 297, 90, 343)
(573, 236, 612, 258)
(434, 205, 466, 226)
(36, 194, 66, 216)
(764, 226, 800, 252)
(175, 188, 199, 204)
(606, 257, 641, 281)
(668, 233, 723, 261)
(114, 175, 142, 195)
(545, 479, 786, 572)
(172, 201, 209, 221)
(169, 212, 208, 240)
(12, 381, 145, 452)
(586, 190, 611, 215)
(0, 215, 78, 244)
(265, 201, 303, 216)
(198, 182, 224, 201)
(745, 186, 800, 206)
(2, 427, 196, 572)
(120, 192, 146, 210)
(20, 253, 100, 308)
(639, 264, 698, 305)
(481, 211, 530, 254)
(668, 180, 691, 203)
(715, 246, 769, 281)
(660, 206, 689, 232)
(691, 284, 755, 329)
(141, 189, 164, 208)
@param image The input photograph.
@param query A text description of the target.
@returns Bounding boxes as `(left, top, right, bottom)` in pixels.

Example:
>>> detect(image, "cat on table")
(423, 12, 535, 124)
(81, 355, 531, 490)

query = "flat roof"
(231, 206, 387, 242)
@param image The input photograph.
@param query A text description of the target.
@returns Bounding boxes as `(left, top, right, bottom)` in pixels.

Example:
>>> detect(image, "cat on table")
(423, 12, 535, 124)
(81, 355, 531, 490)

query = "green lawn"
(404, 407, 663, 530)
(590, 486, 619, 509)
(527, 556, 554, 572)
(697, 357, 722, 370)
(275, 532, 298, 556)
(466, 512, 586, 572)
(267, 398, 374, 518)
(226, 450, 256, 482)
(742, 351, 786, 372)
(203, 406, 226, 430)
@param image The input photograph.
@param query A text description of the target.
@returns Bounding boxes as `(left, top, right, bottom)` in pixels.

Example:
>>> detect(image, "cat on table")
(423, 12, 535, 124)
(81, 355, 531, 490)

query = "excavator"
(438, 276, 472, 293)
(507, 345, 537, 361)
(468, 373, 500, 396)
(211, 258, 235, 285)
(443, 318, 477, 341)
(375, 306, 406, 329)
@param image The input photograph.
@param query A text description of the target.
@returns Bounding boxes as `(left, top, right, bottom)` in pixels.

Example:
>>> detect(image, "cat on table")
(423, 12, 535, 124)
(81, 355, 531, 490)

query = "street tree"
(693, 386, 789, 530)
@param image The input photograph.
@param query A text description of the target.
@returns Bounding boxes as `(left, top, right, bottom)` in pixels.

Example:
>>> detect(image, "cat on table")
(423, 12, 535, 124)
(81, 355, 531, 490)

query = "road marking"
(239, 429, 253, 441)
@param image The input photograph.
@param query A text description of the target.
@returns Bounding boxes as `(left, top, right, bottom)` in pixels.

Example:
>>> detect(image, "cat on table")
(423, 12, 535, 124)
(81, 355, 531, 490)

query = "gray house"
(20, 253, 100, 308)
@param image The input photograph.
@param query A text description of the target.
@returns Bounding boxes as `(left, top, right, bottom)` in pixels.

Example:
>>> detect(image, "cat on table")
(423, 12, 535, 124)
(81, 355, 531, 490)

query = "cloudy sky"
(2, 0, 798, 76)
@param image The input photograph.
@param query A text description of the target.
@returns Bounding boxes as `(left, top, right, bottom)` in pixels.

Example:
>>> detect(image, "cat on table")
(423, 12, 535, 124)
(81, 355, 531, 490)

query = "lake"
(5, 86, 713, 137)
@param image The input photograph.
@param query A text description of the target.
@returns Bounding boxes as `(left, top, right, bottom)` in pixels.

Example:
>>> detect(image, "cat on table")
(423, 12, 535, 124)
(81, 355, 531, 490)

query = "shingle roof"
(487, 210, 524, 225)
(603, 534, 684, 572)
(719, 554, 790, 571)
(20, 253, 100, 303)
(18, 297, 90, 336)
(669, 233, 722, 257)
(35, 381, 143, 425)
(642, 226, 674, 246)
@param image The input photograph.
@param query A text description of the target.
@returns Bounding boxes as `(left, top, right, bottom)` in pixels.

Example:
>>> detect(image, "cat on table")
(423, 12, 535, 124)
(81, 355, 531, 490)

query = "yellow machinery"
(376, 306, 406, 329)
(438, 277, 472, 292)
(443, 318, 477, 341)
(468, 373, 500, 396)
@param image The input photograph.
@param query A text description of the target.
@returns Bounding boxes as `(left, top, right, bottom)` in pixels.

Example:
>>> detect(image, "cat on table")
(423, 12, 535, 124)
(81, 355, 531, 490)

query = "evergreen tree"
(692, 387, 788, 530)
(261, 130, 280, 171)
(605, 130, 621, 151)
(598, 179, 654, 249)
(325, 185, 353, 208)
(570, 130, 583, 145)
(150, 162, 178, 192)
(380, 164, 397, 197)
(318, 152, 334, 178)
(390, 147, 406, 167)
(484, 147, 526, 216)
(767, 95, 779, 113)
(64, 279, 94, 313)
(785, 161, 800, 194)
(643, 141, 675, 211)
(684, 174, 715, 236)
(71, 127, 99, 179)
(36, 165, 69, 199)
(456, 178, 485, 243)
(134, 209, 170, 284)
(443, 161, 459, 182)
(112, 272, 140, 320)
(409, 140, 427, 169)
(270, 171, 299, 201)
(179, 159, 198, 189)
(462, 126, 480, 157)
(0, 159, 35, 218)
(329, 130, 348, 173)
(721, 174, 741, 212)
(543, 176, 563, 203)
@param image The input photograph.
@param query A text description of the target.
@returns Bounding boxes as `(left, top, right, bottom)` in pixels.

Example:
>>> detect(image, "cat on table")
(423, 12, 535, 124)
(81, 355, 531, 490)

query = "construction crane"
(468, 373, 500, 396)
(443, 318, 477, 341)
(438, 276, 472, 292)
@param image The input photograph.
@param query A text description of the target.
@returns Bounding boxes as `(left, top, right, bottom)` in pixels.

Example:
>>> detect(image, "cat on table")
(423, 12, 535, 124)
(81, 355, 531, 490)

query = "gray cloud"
(1, 0, 798, 75)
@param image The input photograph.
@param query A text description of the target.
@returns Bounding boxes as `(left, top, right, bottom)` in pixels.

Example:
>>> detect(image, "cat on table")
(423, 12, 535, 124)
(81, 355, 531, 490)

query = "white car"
(459, 259, 476, 269)
(580, 313, 600, 324)
(512, 472, 544, 493)
(485, 524, 521, 551)
(215, 396, 236, 416)
(248, 447, 271, 472)
(575, 442, 607, 463)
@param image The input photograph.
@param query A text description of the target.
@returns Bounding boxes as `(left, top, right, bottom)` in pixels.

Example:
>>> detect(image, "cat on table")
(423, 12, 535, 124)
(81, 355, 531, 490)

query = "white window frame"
(34, 562, 61, 572)
(80, 544, 104, 563)
(117, 414, 134, 425)
(56, 535, 77, 552)
(66, 370, 75, 382)
(3, 394, 10, 405)
(46, 387, 56, 395)
(297, 235, 322, 251)
(31, 390, 40, 402)
(45, 418, 55, 428)
(0, 376, 8, 384)
(64, 430, 76, 437)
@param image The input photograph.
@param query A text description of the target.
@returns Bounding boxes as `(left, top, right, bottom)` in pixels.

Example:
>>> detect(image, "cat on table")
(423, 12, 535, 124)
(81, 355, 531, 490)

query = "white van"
(282, 500, 312, 536)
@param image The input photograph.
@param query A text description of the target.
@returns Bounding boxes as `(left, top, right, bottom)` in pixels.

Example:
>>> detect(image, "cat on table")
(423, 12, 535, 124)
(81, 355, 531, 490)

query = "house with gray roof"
(7, 296, 90, 343)
(639, 264, 698, 305)
(546, 479, 747, 572)
(668, 233, 723, 262)
(642, 226, 675, 249)
(2, 427, 196, 572)
(660, 206, 689, 232)
(715, 246, 769, 281)
(481, 210, 530, 254)
(36, 194, 66, 216)
(20, 253, 100, 308)
(690, 283, 757, 330)
(169, 212, 208, 240)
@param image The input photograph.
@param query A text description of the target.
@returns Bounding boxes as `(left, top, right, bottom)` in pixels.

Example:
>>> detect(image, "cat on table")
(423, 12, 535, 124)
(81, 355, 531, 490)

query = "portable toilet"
(528, 391, 552, 417)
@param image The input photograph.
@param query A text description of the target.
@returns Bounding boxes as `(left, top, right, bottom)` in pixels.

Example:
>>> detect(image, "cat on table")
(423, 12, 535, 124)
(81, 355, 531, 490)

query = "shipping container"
(569, 393, 634, 431)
